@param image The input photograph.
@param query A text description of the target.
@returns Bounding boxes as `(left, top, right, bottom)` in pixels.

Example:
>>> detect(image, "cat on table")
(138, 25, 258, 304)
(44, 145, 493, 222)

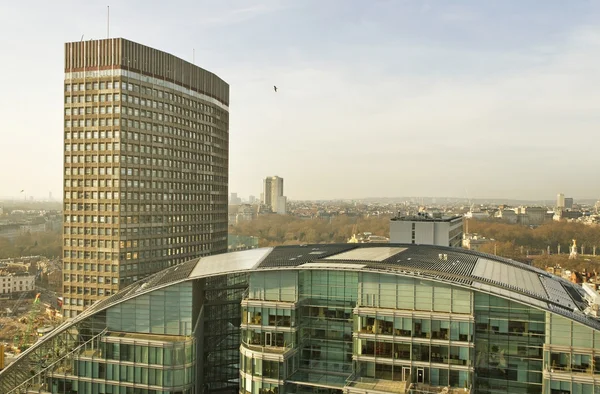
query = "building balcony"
(346, 374, 410, 394)
(408, 383, 471, 394)
(241, 342, 295, 357)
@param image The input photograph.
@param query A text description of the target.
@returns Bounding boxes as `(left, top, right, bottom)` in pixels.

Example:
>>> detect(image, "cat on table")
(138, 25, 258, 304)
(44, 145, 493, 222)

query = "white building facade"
(0, 273, 36, 295)
(390, 214, 463, 247)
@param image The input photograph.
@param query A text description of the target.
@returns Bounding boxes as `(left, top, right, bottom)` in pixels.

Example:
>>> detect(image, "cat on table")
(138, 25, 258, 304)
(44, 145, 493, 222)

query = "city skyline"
(2, 1, 600, 200)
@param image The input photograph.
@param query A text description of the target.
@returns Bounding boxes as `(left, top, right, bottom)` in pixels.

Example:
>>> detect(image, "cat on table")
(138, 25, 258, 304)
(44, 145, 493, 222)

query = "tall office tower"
(62, 38, 229, 317)
(263, 175, 285, 213)
(556, 193, 565, 209)
(564, 197, 574, 210)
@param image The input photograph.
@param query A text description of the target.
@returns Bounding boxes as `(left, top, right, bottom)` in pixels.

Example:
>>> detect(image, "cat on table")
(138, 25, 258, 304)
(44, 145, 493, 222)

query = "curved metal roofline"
(3, 243, 599, 381)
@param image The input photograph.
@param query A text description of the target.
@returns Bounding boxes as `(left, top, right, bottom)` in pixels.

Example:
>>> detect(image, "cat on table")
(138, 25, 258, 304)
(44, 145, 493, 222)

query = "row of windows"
(64, 262, 118, 272)
(64, 214, 223, 224)
(66, 82, 116, 91)
(66, 142, 221, 160)
(63, 222, 226, 236)
(64, 153, 119, 164)
(66, 105, 119, 115)
(121, 107, 219, 128)
(64, 275, 119, 284)
(64, 178, 225, 191)
(66, 129, 216, 147)
(65, 170, 224, 186)
(72, 361, 194, 387)
(64, 261, 169, 275)
(357, 314, 472, 342)
(99, 341, 194, 365)
(63, 236, 218, 254)
(66, 121, 221, 143)
(65, 94, 120, 104)
(66, 81, 224, 117)
(65, 154, 226, 174)
(66, 119, 120, 127)
(66, 96, 221, 128)
(358, 339, 471, 365)
(63, 243, 210, 260)
(66, 142, 119, 151)
(63, 287, 116, 298)
(65, 188, 227, 200)
(65, 203, 219, 216)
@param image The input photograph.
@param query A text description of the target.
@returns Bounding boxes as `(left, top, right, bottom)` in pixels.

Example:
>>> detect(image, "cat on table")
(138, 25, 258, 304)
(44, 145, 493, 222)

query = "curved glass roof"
(59, 244, 600, 331)
(2, 243, 599, 383)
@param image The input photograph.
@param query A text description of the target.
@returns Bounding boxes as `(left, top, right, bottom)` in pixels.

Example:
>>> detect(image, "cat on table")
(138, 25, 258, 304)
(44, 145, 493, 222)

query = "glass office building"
(2, 244, 600, 394)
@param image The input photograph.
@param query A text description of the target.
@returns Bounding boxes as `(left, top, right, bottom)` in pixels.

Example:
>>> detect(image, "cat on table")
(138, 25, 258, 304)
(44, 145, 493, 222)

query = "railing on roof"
(5, 328, 107, 394)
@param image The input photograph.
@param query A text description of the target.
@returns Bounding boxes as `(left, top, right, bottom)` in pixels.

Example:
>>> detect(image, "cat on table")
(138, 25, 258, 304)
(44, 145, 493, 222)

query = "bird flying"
(273, 85, 278, 92)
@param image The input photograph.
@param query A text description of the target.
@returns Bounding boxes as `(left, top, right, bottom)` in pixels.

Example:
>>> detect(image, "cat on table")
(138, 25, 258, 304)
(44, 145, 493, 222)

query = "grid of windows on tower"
(62, 78, 228, 317)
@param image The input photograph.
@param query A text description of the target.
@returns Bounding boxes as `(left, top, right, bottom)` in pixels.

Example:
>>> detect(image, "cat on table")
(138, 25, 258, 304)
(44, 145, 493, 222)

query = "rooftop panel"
(472, 258, 547, 300)
(324, 247, 407, 262)
(258, 244, 358, 268)
(189, 247, 271, 278)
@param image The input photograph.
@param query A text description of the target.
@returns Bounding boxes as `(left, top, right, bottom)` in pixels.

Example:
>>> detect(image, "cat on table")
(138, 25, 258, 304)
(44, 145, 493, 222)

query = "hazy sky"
(1, 1, 600, 201)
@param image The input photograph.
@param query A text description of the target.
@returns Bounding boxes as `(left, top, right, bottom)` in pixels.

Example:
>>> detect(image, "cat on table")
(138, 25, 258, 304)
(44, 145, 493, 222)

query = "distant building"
(275, 195, 287, 215)
(496, 208, 518, 224)
(519, 206, 551, 226)
(462, 234, 493, 251)
(249, 195, 257, 204)
(557, 193, 565, 209)
(0, 272, 35, 295)
(390, 213, 463, 247)
(235, 204, 256, 224)
(263, 176, 286, 214)
(464, 210, 489, 220)
(564, 197, 574, 210)
(230, 192, 242, 205)
(348, 232, 390, 243)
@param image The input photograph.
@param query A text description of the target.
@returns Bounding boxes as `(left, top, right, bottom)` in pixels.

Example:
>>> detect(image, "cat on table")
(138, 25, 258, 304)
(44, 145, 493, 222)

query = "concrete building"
(263, 176, 286, 214)
(0, 272, 35, 295)
(235, 204, 256, 224)
(464, 210, 489, 220)
(275, 195, 287, 214)
(564, 197, 574, 210)
(462, 234, 493, 252)
(496, 209, 518, 224)
(557, 193, 565, 209)
(62, 38, 229, 317)
(4, 244, 600, 394)
(390, 213, 463, 247)
(230, 193, 242, 205)
(519, 206, 551, 226)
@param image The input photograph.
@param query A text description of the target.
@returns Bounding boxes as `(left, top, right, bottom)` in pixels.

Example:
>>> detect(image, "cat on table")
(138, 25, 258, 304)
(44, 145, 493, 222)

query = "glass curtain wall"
(474, 293, 545, 394)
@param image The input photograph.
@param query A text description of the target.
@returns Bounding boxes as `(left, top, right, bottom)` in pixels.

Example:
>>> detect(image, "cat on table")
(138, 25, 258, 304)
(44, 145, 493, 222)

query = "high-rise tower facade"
(62, 38, 229, 317)
(263, 175, 285, 213)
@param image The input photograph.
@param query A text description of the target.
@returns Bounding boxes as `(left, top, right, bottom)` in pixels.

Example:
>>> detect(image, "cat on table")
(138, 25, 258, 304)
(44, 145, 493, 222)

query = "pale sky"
(1, 0, 600, 201)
